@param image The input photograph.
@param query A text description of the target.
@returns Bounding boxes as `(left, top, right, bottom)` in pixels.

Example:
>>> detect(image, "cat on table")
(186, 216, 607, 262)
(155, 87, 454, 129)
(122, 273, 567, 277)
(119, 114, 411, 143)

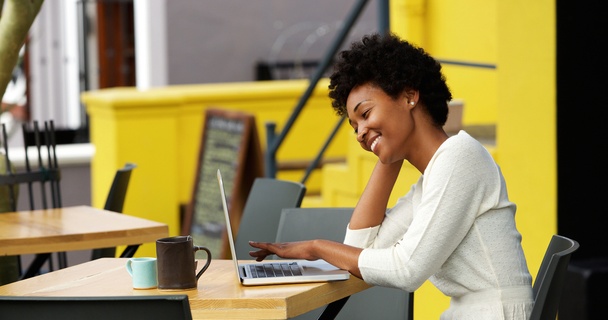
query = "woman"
(249, 33, 533, 319)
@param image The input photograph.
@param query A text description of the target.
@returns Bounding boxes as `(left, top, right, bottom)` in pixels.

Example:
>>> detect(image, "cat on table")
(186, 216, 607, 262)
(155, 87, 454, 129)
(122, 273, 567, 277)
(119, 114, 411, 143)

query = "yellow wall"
(394, 0, 498, 126)
(496, 0, 556, 274)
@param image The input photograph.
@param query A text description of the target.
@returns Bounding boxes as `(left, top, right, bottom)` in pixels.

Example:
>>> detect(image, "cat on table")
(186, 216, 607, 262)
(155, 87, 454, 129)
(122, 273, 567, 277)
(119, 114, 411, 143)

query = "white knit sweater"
(344, 131, 534, 320)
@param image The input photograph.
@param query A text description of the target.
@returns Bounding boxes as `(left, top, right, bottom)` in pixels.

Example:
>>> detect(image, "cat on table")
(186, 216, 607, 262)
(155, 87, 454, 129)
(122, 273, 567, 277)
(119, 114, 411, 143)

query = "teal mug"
(126, 257, 158, 289)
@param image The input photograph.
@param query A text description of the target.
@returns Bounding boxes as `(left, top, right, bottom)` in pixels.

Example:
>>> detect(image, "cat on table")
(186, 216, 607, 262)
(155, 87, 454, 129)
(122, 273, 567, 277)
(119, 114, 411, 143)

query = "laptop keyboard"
(248, 262, 303, 278)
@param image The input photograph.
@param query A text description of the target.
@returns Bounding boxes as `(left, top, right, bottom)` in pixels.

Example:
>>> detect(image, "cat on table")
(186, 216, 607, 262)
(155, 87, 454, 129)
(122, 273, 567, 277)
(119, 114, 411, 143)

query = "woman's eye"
(362, 110, 370, 119)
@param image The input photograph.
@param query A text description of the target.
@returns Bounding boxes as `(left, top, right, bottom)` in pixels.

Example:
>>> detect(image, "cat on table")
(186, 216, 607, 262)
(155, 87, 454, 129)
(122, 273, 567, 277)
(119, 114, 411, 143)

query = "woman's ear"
(403, 89, 420, 107)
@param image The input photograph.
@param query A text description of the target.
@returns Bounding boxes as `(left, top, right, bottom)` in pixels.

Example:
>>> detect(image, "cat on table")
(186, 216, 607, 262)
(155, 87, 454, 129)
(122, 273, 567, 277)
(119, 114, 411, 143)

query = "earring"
(410, 101, 415, 106)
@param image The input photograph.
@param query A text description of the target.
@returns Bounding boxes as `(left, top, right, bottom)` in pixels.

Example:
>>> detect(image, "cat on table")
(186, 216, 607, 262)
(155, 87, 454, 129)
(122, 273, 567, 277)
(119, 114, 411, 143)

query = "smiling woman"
(248, 33, 535, 320)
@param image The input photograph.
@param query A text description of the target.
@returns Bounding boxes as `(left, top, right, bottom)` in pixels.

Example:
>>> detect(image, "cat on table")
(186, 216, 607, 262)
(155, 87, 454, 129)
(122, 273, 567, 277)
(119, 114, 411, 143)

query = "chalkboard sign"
(182, 109, 264, 259)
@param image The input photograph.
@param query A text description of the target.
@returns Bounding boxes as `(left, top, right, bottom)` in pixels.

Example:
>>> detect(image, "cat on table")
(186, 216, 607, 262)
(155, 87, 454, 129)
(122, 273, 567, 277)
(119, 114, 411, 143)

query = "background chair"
(530, 234, 579, 320)
(233, 177, 306, 260)
(91, 162, 137, 260)
(275, 207, 413, 320)
(0, 121, 65, 281)
(0, 295, 192, 320)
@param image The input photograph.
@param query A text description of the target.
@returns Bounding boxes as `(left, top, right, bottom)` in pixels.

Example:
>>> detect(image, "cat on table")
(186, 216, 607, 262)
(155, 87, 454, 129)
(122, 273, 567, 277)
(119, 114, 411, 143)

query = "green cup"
(126, 257, 158, 289)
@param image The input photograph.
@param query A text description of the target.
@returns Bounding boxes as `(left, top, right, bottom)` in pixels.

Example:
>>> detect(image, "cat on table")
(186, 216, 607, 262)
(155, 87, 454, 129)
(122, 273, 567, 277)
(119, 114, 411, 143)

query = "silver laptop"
(216, 169, 350, 286)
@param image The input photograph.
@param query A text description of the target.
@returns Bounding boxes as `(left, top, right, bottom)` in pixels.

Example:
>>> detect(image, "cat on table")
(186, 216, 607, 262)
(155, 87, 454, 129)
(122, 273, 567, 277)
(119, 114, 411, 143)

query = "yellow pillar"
(391, 0, 426, 46)
(84, 89, 183, 257)
(496, 0, 557, 273)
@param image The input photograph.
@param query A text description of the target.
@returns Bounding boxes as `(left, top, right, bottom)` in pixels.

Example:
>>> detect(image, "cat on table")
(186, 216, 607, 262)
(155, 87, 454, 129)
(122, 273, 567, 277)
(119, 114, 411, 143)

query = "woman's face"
(346, 84, 414, 164)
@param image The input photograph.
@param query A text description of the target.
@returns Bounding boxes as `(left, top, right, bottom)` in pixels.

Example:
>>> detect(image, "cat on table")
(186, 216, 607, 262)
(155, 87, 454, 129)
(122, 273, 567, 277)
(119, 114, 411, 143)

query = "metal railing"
(264, 0, 389, 184)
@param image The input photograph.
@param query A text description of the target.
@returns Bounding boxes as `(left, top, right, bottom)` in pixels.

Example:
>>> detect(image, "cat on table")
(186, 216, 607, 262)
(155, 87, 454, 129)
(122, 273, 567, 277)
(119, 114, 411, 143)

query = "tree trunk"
(0, 0, 44, 284)
(0, 0, 44, 102)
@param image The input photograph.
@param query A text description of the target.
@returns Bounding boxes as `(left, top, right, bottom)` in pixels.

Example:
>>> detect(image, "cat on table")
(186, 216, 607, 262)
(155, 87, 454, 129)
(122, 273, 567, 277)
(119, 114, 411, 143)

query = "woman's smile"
(370, 136, 380, 153)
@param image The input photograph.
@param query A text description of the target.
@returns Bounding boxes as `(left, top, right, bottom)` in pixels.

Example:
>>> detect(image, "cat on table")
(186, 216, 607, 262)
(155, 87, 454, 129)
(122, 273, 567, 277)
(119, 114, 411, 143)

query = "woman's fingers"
(249, 249, 273, 261)
(248, 241, 274, 261)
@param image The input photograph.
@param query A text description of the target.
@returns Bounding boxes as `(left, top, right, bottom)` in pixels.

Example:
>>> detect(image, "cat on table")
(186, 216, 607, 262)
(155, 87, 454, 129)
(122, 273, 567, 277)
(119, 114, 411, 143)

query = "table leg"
(317, 296, 350, 320)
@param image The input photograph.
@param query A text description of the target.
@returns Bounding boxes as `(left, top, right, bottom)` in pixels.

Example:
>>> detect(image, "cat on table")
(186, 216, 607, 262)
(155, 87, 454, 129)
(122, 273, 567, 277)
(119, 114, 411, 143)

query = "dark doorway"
(96, 0, 136, 89)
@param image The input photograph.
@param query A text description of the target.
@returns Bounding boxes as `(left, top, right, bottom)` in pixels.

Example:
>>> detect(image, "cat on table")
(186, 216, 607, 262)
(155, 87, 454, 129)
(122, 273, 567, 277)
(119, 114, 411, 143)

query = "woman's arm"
(248, 160, 402, 279)
(349, 159, 403, 229)
(249, 239, 364, 278)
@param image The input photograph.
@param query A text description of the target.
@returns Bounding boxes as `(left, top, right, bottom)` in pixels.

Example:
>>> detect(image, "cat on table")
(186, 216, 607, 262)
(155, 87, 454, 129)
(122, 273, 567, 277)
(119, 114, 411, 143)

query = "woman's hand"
(248, 240, 317, 262)
(249, 239, 364, 278)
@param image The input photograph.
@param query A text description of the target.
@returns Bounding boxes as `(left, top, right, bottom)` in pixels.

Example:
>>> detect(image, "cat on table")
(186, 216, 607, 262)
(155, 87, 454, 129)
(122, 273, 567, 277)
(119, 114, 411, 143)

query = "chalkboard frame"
(181, 108, 263, 258)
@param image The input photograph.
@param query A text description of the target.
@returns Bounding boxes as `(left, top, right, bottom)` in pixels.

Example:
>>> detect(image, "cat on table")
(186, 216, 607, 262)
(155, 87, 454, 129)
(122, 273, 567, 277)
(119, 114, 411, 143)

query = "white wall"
(165, 0, 378, 84)
(28, 0, 82, 129)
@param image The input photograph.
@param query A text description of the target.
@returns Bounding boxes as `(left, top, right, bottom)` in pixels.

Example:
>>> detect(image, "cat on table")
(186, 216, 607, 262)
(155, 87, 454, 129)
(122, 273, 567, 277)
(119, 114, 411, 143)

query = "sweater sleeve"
(343, 224, 380, 248)
(356, 132, 503, 291)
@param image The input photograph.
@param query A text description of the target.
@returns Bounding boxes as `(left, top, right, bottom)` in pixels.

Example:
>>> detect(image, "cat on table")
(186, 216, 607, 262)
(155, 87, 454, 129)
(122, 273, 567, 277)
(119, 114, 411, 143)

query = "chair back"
(233, 178, 306, 259)
(103, 163, 137, 213)
(0, 121, 65, 280)
(91, 162, 137, 260)
(276, 207, 354, 243)
(276, 207, 413, 320)
(0, 295, 193, 320)
(1, 121, 62, 212)
(530, 234, 580, 320)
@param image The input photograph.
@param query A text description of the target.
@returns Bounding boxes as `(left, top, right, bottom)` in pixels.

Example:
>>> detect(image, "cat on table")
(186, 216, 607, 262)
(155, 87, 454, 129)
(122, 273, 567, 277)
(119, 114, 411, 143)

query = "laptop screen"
(217, 169, 243, 278)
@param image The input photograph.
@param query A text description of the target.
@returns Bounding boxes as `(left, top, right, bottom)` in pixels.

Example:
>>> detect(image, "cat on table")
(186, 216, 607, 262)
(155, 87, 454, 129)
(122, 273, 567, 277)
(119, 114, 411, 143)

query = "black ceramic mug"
(155, 235, 212, 290)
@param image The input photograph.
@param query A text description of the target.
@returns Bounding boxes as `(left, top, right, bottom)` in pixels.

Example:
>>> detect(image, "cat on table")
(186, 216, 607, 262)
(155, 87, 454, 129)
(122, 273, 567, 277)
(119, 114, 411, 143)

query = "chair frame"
(530, 234, 580, 320)
(91, 162, 138, 260)
(0, 295, 193, 320)
(1, 122, 62, 212)
(1, 121, 65, 279)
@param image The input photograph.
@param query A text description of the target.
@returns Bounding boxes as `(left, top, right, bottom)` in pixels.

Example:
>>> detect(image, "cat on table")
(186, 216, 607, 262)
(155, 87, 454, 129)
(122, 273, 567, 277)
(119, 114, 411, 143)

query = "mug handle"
(193, 246, 212, 280)
(126, 259, 133, 277)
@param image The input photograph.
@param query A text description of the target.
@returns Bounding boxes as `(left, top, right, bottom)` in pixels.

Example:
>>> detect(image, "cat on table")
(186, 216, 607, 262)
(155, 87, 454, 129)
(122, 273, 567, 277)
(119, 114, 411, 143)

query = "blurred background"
(1, 1, 606, 319)
(1, 0, 379, 147)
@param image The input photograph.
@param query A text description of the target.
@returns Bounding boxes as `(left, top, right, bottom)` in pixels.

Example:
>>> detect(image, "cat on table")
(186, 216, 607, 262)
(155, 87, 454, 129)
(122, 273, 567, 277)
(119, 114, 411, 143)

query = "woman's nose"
(357, 127, 366, 143)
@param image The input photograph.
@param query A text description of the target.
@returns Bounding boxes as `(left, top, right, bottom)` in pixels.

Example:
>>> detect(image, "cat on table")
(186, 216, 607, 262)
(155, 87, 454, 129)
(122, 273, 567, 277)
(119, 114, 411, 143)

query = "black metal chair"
(91, 162, 138, 260)
(530, 234, 580, 320)
(0, 121, 65, 280)
(0, 295, 193, 320)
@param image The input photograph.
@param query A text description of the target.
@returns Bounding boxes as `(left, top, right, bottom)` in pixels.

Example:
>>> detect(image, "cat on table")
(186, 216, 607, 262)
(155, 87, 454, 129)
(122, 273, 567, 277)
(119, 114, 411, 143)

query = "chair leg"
(91, 247, 117, 260)
(408, 291, 414, 320)
(57, 252, 68, 269)
(20, 253, 51, 279)
(119, 245, 140, 258)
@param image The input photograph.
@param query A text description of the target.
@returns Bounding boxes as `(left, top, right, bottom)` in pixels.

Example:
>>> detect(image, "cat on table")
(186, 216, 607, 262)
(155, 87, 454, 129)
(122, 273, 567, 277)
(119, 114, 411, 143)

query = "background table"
(0, 205, 169, 256)
(0, 258, 370, 320)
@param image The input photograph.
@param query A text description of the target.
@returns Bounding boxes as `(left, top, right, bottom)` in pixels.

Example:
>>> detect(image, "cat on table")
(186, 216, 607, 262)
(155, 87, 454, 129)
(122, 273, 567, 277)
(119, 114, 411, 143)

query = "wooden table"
(0, 205, 169, 256)
(0, 258, 370, 320)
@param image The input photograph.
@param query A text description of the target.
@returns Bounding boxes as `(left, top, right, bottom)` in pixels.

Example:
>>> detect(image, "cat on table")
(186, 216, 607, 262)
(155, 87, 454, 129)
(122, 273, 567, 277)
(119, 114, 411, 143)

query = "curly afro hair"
(328, 33, 453, 126)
